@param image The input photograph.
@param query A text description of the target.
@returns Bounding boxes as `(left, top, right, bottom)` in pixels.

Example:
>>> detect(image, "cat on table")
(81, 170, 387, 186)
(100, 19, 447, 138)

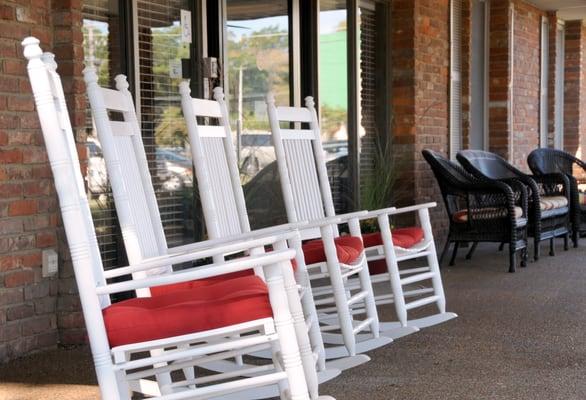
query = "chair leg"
(509, 244, 516, 273)
(534, 238, 540, 261)
(439, 236, 450, 266)
(465, 242, 478, 260)
(520, 248, 528, 267)
(549, 238, 555, 257)
(572, 228, 579, 248)
(498, 242, 505, 251)
(449, 242, 459, 266)
(564, 233, 569, 251)
(276, 239, 319, 400)
(265, 259, 311, 400)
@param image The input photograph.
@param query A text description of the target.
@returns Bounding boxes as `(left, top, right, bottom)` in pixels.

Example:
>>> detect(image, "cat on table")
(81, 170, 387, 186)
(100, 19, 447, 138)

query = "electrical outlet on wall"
(42, 249, 58, 277)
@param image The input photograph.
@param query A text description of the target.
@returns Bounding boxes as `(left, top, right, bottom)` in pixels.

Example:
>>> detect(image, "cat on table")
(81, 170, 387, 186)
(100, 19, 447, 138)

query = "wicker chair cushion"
(539, 196, 568, 211)
(453, 206, 523, 223)
(103, 275, 272, 347)
(302, 236, 364, 265)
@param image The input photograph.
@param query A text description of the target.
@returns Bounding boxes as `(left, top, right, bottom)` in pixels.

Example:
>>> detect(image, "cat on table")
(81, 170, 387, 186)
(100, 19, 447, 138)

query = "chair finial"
(304, 96, 315, 110)
(22, 37, 42, 61)
(83, 65, 99, 85)
(212, 86, 225, 102)
(41, 52, 57, 72)
(114, 74, 129, 91)
(179, 80, 191, 96)
(266, 92, 276, 106)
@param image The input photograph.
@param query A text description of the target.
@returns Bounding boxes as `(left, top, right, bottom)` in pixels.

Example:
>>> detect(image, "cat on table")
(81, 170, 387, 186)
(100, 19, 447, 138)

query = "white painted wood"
(191, 97, 222, 117)
(101, 87, 130, 111)
(181, 84, 341, 399)
(276, 106, 312, 122)
(267, 93, 387, 359)
(267, 94, 456, 336)
(199, 125, 227, 137)
(36, 51, 312, 399)
(109, 120, 134, 136)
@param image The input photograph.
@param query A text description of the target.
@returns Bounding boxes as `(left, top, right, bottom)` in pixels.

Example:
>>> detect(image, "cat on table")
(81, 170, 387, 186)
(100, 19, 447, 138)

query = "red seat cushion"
(103, 275, 272, 347)
(302, 236, 364, 265)
(363, 227, 425, 275)
(150, 269, 253, 297)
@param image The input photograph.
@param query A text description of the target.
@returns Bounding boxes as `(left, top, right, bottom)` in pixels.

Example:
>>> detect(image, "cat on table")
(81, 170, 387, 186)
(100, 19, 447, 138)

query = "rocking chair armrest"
(166, 223, 309, 256)
(331, 210, 369, 222)
(243, 222, 310, 237)
(96, 248, 296, 296)
(384, 202, 437, 216)
(103, 231, 299, 280)
(357, 207, 396, 220)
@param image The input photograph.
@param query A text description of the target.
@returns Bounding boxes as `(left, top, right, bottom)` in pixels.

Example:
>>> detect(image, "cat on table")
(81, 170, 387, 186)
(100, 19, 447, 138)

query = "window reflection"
(226, 0, 290, 228)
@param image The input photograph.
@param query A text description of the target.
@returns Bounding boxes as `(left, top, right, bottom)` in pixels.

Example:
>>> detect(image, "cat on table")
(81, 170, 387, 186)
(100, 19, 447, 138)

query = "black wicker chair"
(422, 150, 528, 272)
(528, 148, 583, 247)
(457, 150, 571, 261)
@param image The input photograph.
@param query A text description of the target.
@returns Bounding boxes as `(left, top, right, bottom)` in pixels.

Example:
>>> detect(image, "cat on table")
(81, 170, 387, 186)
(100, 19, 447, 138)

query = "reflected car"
(243, 155, 351, 229)
(155, 148, 193, 191)
(239, 134, 275, 176)
(238, 134, 348, 176)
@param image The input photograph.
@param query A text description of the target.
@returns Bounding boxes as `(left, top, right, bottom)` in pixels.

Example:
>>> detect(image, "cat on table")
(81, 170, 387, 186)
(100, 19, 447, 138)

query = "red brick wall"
(52, 0, 87, 346)
(564, 20, 586, 158)
(0, 0, 85, 362)
(488, 0, 511, 159)
(511, 0, 543, 170)
(391, 0, 450, 238)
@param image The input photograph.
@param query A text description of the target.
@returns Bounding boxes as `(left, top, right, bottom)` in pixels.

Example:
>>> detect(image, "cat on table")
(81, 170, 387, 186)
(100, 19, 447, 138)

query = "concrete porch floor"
(1, 241, 585, 400)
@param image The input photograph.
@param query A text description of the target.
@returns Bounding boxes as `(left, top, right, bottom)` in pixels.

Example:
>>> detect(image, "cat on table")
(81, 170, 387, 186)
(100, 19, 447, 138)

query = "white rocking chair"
(185, 95, 397, 360)
(82, 67, 332, 399)
(179, 84, 375, 377)
(266, 94, 457, 336)
(24, 36, 314, 400)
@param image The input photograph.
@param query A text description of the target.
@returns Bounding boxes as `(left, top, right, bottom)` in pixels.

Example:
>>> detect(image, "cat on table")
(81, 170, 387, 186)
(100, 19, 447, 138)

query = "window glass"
(319, 0, 351, 213)
(136, 0, 195, 247)
(83, 0, 125, 269)
(226, 0, 290, 228)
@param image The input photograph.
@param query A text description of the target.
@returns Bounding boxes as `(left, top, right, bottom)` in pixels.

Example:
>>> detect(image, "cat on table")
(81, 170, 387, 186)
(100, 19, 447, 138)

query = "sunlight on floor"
(0, 382, 100, 400)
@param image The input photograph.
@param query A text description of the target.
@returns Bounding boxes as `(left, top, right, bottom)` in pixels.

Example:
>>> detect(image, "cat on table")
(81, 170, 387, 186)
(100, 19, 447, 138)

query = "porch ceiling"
(528, 0, 586, 21)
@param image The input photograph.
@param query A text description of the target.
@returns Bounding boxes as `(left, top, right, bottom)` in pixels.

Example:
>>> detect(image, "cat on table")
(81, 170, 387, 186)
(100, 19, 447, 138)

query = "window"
(554, 21, 565, 150)
(539, 16, 549, 148)
(83, 0, 197, 269)
(83, 0, 127, 269)
(470, 0, 489, 150)
(450, 0, 463, 159)
(135, 0, 195, 248)
(223, 0, 295, 229)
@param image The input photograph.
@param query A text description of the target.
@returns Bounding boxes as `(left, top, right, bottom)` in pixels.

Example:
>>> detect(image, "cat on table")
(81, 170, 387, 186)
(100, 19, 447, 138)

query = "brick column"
(488, 0, 512, 160)
(52, 0, 88, 345)
(392, 0, 450, 236)
(510, 1, 543, 170)
(0, 0, 58, 361)
(564, 20, 586, 158)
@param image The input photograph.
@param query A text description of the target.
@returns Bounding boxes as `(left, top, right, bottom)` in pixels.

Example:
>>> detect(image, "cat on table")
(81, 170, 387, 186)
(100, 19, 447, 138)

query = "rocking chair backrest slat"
(267, 95, 338, 240)
(180, 83, 250, 239)
(24, 38, 114, 386)
(84, 68, 171, 293)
